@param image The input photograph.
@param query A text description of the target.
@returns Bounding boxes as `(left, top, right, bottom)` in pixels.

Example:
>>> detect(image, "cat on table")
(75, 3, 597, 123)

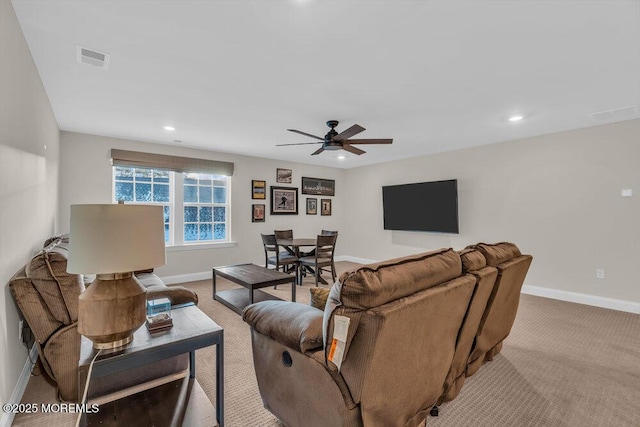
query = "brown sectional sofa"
(8, 235, 198, 402)
(243, 242, 532, 426)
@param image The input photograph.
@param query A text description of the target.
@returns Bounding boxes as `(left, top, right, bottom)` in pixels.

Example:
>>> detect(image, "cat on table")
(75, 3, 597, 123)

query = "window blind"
(110, 149, 234, 176)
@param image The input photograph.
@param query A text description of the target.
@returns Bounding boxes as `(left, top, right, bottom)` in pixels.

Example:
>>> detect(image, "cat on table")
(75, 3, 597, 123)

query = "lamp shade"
(68, 204, 166, 274)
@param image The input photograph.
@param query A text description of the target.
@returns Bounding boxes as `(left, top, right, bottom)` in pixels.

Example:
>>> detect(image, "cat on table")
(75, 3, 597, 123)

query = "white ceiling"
(12, 0, 640, 169)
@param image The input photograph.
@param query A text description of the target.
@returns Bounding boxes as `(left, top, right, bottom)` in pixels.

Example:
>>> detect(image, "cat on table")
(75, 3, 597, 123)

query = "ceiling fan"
(277, 120, 393, 155)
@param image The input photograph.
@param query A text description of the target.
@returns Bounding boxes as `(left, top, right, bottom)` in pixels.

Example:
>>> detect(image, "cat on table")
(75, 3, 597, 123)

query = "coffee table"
(213, 263, 296, 314)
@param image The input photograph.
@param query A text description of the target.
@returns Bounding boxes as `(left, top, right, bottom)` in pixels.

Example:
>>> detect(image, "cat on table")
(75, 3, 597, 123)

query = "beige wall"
(341, 119, 640, 304)
(0, 0, 60, 405)
(58, 131, 345, 277)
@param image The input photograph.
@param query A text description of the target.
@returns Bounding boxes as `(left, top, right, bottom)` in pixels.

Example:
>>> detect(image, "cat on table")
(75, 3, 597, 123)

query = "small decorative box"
(146, 297, 173, 332)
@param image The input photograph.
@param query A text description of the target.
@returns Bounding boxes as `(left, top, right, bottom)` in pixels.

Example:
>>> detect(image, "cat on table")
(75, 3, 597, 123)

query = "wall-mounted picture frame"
(302, 176, 335, 196)
(276, 168, 292, 184)
(252, 204, 265, 222)
(271, 186, 298, 215)
(321, 198, 332, 216)
(252, 180, 266, 199)
(306, 198, 317, 215)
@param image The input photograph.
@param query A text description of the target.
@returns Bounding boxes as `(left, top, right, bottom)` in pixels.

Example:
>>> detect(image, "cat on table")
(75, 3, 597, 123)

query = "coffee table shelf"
(213, 263, 296, 315)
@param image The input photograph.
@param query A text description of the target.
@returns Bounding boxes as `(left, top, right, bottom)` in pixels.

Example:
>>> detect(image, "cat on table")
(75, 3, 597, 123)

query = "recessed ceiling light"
(509, 115, 524, 122)
(163, 125, 176, 131)
(337, 155, 346, 160)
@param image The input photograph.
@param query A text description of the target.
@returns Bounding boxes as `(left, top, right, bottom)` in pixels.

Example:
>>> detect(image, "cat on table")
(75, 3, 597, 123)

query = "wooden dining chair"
(261, 234, 298, 283)
(321, 230, 338, 276)
(302, 230, 338, 261)
(298, 234, 338, 287)
(274, 229, 296, 257)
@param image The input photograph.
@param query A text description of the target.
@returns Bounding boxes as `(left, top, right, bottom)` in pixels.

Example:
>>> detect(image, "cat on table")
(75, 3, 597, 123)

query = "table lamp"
(68, 204, 166, 349)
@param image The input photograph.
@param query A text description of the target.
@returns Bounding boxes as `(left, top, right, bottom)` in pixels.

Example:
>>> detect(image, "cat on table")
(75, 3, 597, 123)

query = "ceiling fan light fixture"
(281, 120, 392, 156)
(509, 115, 524, 122)
(337, 155, 346, 160)
(163, 125, 176, 131)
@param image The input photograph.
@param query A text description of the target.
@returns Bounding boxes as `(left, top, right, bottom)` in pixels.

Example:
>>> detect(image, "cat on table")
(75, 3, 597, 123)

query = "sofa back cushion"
(322, 248, 462, 347)
(473, 242, 521, 266)
(9, 237, 85, 343)
(458, 248, 487, 272)
(337, 248, 462, 309)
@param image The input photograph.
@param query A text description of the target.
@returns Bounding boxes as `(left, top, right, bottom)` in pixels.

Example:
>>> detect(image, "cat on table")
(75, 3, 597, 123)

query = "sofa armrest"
(146, 286, 199, 306)
(136, 272, 199, 306)
(243, 301, 324, 353)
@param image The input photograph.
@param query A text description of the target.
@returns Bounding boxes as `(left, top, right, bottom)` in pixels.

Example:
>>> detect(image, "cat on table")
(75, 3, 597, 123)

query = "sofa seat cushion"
(135, 272, 165, 289)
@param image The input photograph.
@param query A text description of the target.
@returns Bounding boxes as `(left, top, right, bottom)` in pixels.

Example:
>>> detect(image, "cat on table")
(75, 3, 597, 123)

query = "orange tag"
(328, 338, 338, 362)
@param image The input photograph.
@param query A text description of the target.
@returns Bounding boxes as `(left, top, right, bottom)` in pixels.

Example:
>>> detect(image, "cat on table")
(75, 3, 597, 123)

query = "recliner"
(243, 242, 532, 425)
(8, 235, 198, 402)
(465, 242, 533, 376)
(243, 248, 477, 426)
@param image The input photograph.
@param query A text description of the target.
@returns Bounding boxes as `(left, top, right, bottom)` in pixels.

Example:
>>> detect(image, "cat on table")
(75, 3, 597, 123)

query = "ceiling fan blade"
(287, 129, 324, 141)
(333, 124, 365, 141)
(342, 144, 366, 155)
(276, 142, 323, 146)
(311, 147, 325, 156)
(345, 138, 393, 145)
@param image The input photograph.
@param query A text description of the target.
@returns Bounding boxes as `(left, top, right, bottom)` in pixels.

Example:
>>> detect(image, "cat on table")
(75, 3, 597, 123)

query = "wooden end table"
(213, 263, 296, 314)
(78, 304, 224, 426)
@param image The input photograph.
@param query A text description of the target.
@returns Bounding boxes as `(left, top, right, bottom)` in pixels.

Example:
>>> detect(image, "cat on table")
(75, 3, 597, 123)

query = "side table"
(78, 304, 224, 426)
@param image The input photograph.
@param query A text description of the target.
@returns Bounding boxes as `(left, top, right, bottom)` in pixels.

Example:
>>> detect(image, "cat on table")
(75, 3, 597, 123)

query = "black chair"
(298, 234, 338, 287)
(261, 234, 298, 280)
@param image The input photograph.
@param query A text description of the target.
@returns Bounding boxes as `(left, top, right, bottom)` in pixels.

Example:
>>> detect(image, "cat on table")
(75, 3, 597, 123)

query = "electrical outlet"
(596, 269, 605, 279)
(18, 320, 24, 342)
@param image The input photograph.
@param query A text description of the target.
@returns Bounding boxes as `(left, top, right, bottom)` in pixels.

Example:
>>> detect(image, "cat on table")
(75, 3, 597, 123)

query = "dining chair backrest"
(274, 229, 293, 240)
(321, 230, 338, 246)
(316, 234, 337, 260)
(261, 233, 278, 254)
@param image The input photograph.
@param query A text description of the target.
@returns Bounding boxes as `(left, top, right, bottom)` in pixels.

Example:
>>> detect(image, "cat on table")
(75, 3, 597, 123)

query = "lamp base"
(78, 273, 147, 350)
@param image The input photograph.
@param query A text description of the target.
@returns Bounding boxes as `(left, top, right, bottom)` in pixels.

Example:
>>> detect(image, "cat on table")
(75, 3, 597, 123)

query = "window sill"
(166, 241, 237, 252)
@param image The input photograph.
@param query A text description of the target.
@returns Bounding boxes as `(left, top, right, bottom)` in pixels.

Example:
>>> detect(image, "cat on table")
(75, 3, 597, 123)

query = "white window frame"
(112, 167, 232, 248)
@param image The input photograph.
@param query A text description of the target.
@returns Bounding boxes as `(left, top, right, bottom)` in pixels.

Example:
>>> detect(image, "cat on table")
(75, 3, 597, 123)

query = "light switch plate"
(621, 189, 633, 197)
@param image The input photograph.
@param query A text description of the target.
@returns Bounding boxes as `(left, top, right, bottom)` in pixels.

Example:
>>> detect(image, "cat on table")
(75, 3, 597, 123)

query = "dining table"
(277, 238, 329, 285)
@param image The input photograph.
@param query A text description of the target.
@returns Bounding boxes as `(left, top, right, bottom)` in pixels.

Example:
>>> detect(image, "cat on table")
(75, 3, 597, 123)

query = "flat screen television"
(382, 179, 459, 233)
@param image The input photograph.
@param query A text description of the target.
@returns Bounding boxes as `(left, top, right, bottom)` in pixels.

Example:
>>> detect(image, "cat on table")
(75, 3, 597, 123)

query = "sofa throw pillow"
(309, 288, 330, 311)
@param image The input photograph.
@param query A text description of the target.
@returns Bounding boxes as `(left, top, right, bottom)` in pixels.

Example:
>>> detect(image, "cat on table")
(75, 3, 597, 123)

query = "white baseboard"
(158, 260, 639, 315)
(335, 255, 379, 264)
(522, 285, 640, 314)
(161, 271, 212, 285)
(0, 345, 38, 427)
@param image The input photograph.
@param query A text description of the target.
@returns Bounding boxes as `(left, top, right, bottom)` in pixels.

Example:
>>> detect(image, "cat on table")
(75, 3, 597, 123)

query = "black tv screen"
(382, 179, 459, 233)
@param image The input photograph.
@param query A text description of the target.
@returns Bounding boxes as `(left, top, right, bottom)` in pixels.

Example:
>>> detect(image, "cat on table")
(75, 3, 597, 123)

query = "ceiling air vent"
(76, 45, 110, 69)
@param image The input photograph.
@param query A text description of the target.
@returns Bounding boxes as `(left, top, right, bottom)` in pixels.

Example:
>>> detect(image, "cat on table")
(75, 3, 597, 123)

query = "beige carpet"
(14, 262, 640, 426)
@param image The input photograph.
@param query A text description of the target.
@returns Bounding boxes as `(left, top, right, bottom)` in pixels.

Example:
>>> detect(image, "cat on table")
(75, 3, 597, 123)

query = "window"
(113, 166, 230, 246)
(114, 167, 172, 242)
(183, 173, 228, 242)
